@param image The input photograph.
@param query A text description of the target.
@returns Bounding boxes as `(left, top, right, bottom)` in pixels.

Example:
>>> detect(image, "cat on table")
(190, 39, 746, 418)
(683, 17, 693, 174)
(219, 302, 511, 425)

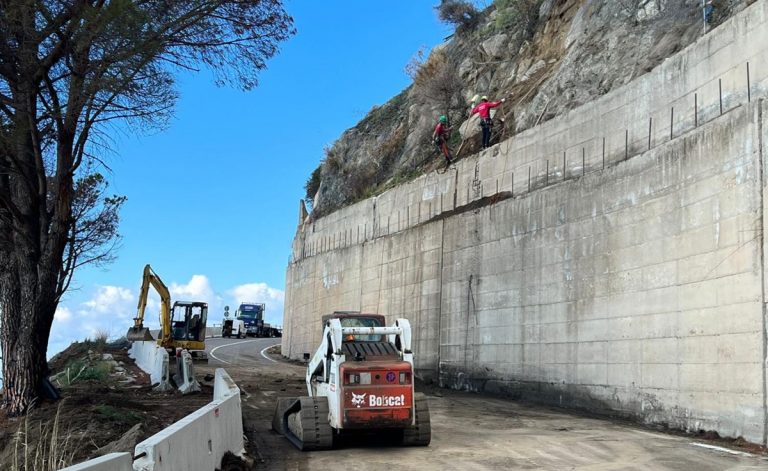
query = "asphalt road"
(200, 338, 768, 471)
(204, 336, 282, 367)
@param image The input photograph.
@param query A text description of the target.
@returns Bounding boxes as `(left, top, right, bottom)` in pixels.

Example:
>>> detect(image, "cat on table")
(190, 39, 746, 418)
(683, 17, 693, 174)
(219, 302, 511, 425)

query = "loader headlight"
(400, 372, 410, 384)
(346, 372, 372, 384)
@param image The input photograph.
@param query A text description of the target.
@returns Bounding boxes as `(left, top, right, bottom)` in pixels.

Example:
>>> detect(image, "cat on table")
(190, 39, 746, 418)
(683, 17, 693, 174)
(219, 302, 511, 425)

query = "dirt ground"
(3, 338, 766, 470)
(0, 341, 213, 470)
(200, 340, 768, 471)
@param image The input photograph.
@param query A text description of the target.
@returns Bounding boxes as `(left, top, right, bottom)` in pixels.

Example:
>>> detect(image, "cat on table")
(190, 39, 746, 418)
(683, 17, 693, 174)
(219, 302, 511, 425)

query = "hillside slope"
(307, 0, 750, 218)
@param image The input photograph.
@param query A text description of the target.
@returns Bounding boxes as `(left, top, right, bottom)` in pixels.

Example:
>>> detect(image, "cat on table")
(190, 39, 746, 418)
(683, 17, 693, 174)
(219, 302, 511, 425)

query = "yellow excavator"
(127, 264, 208, 357)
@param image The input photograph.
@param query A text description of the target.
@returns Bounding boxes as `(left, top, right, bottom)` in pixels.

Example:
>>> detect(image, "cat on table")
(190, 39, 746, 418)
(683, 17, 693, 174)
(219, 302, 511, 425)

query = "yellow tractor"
(127, 264, 208, 359)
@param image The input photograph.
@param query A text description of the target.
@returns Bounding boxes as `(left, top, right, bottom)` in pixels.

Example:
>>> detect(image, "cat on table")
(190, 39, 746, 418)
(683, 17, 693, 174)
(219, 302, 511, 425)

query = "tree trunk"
(0, 82, 63, 415)
(0, 259, 55, 416)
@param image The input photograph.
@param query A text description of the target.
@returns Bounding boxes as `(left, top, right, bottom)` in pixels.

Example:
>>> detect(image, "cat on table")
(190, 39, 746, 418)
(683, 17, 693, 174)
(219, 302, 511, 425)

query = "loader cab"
(321, 312, 386, 342)
(171, 301, 208, 342)
(321, 312, 401, 363)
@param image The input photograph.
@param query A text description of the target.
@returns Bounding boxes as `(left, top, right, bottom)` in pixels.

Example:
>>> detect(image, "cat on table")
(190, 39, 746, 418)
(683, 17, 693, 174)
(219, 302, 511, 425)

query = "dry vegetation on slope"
(306, 0, 750, 218)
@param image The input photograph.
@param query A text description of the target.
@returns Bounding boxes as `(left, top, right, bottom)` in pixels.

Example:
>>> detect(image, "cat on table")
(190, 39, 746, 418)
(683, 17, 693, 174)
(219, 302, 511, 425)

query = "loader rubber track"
(402, 393, 431, 446)
(276, 396, 333, 451)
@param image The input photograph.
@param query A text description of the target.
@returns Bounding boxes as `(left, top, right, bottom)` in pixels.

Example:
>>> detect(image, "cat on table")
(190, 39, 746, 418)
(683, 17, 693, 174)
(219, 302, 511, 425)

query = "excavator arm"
(127, 264, 172, 342)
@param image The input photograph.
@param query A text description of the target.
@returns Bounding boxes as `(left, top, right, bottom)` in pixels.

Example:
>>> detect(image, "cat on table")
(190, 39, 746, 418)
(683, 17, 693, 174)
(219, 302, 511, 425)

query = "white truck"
(221, 306, 245, 338)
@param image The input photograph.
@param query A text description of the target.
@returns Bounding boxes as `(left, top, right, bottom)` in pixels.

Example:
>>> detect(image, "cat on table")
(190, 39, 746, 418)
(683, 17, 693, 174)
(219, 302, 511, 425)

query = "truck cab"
(236, 302, 265, 336)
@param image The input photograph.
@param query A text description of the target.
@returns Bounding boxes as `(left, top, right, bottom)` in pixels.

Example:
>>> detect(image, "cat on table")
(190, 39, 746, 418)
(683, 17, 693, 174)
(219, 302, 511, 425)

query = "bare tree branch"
(0, 0, 295, 416)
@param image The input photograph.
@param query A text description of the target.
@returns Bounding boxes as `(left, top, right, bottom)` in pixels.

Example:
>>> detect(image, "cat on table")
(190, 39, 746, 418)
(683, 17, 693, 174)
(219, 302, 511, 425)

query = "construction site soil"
(0, 341, 212, 469)
(1, 341, 766, 470)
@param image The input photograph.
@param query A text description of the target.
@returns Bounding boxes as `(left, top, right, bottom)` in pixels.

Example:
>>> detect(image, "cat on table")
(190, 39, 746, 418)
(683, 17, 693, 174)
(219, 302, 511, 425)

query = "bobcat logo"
(351, 392, 367, 408)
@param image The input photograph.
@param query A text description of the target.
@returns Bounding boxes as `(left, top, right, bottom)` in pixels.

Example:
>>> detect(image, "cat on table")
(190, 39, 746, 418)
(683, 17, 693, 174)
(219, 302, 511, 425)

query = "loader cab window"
(340, 317, 383, 342)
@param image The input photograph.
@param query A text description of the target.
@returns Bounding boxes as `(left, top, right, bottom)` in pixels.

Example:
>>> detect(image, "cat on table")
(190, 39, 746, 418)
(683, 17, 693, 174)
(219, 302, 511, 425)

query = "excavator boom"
(127, 264, 171, 342)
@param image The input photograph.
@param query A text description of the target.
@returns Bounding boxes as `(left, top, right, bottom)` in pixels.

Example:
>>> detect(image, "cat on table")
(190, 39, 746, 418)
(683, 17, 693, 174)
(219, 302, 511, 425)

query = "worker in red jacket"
(470, 96, 505, 149)
(433, 115, 452, 168)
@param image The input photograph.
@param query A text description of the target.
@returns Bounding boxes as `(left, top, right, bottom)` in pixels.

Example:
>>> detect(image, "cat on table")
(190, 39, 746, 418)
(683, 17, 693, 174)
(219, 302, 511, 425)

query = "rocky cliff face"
(307, 0, 749, 218)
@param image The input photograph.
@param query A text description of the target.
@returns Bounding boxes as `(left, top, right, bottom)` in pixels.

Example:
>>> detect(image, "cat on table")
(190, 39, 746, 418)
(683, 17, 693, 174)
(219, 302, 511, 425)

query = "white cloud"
(47, 276, 285, 359)
(49, 284, 139, 359)
(170, 275, 215, 301)
(81, 285, 134, 319)
(227, 282, 285, 327)
(54, 306, 73, 323)
(169, 274, 225, 325)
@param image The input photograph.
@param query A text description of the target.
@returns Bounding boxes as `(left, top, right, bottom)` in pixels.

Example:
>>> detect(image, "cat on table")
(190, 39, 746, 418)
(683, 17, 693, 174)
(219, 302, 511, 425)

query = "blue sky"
(49, 1, 479, 357)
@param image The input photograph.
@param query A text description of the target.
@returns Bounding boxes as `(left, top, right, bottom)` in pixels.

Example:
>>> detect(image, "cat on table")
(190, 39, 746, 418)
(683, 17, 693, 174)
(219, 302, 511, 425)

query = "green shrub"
(91, 328, 110, 350)
(58, 359, 112, 386)
(304, 165, 321, 210)
(323, 145, 343, 172)
(494, 0, 543, 38)
(436, 0, 480, 34)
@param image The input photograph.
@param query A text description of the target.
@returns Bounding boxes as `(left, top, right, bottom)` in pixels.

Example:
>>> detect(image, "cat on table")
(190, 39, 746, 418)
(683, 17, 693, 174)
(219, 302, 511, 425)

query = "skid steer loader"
(272, 313, 431, 450)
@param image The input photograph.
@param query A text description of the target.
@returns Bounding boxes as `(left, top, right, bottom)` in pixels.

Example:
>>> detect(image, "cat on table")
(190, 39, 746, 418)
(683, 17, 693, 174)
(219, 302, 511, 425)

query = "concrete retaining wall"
(128, 341, 171, 391)
(283, 0, 768, 445)
(59, 453, 132, 471)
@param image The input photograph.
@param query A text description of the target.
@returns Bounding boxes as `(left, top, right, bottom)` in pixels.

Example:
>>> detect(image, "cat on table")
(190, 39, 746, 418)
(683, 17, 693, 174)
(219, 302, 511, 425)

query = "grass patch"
(81, 329, 110, 352)
(94, 404, 142, 425)
(55, 360, 112, 387)
(10, 402, 81, 471)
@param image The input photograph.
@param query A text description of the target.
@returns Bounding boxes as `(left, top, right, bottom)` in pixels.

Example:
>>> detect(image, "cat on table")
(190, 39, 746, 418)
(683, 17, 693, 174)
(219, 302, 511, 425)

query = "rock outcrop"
(308, 0, 749, 218)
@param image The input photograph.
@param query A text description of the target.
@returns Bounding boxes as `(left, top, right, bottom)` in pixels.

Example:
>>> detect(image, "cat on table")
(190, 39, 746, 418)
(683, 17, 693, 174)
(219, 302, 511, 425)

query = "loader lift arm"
(306, 319, 414, 396)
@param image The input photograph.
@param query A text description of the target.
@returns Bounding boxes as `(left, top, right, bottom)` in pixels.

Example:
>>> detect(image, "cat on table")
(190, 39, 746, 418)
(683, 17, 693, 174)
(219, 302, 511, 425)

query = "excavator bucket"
(126, 326, 154, 341)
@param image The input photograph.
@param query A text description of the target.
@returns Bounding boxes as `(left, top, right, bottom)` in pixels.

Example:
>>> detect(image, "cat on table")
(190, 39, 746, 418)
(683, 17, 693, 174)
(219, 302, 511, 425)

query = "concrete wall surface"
(132, 368, 244, 471)
(128, 341, 171, 391)
(58, 453, 132, 471)
(283, 0, 768, 445)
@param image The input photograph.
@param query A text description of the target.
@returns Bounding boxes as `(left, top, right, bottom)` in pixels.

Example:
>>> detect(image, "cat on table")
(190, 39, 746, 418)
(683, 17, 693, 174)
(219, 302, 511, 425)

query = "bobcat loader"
(272, 313, 431, 450)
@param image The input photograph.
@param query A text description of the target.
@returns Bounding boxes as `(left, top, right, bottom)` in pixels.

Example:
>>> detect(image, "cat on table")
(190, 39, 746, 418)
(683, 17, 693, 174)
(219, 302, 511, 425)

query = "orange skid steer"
(272, 313, 431, 450)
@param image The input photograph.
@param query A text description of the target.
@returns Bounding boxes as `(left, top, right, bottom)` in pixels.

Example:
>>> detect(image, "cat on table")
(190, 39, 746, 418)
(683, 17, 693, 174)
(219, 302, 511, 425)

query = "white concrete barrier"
(133, 368, 244, 471)
(128, 341, 171, 391)
(57, 452, 132, 471)
(173, 349, 201, 395)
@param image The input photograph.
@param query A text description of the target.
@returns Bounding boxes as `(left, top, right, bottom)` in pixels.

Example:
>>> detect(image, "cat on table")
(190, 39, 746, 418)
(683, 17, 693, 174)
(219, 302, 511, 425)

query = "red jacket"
(471, 101, 502, 119)
(434, 122, 448, 137)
